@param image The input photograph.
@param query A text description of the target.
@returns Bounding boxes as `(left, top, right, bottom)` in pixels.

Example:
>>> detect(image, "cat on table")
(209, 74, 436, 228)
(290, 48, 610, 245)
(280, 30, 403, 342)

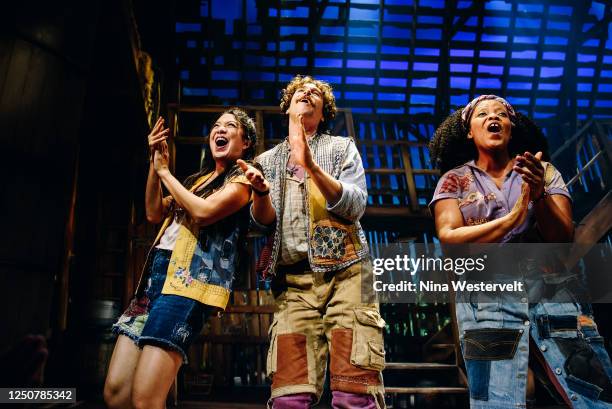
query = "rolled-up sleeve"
(326, 140, 368, 221)
(544, 162, 572, 201)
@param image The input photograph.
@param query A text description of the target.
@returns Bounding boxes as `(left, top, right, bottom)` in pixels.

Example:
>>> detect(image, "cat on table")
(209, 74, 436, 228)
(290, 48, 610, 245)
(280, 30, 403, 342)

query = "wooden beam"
(401, 145, 420, 212)
(167, 104, 352, 115)
(565, 150, 604, 188)
(574, 191, 612, 245)
(565, 191, 612, 269)
(597, 126, 612, 162)
(255, 110, 265, 155)
(345, 109, 356, 139)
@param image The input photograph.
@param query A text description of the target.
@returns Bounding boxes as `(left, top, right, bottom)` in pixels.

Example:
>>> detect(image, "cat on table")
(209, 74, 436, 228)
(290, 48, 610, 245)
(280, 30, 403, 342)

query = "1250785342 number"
(1, 388, 76, 403)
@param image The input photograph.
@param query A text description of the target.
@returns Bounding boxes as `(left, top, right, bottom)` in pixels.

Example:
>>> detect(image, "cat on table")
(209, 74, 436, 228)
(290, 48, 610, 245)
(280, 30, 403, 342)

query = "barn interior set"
(2, 0, 612, 407)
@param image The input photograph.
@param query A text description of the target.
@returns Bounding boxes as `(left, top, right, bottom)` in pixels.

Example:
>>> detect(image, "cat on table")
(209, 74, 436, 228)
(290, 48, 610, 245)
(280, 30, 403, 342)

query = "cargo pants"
(266, 260, 386, 408)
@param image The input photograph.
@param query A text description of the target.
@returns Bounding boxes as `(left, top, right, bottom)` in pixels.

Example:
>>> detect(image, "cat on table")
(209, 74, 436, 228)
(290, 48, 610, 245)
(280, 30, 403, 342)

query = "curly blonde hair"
(279, 75, 337, 133)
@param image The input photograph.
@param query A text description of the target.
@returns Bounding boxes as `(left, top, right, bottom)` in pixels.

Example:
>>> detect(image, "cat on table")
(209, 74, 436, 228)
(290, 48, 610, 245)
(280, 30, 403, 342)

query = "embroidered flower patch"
(312, 225, 346, 259)
(174, 267, 194, 287)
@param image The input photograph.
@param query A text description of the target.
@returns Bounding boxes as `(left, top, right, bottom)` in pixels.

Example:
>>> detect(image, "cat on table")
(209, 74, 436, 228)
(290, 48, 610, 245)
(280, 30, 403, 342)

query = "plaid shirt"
(278, 165, 309, 265)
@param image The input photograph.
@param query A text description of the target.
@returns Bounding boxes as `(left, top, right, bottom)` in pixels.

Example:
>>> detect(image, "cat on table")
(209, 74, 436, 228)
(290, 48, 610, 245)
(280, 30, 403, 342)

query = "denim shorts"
(112, 248, 210, 363)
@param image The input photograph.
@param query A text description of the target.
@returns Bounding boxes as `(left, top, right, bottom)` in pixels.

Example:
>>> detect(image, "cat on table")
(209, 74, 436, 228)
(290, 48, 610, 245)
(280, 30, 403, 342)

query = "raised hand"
(153, 141, 170, 174)
(288, 114, 315, 170)
(237, 159, 269, 194)
(148, 116, 170, 160)
(514, 151, 545, 201)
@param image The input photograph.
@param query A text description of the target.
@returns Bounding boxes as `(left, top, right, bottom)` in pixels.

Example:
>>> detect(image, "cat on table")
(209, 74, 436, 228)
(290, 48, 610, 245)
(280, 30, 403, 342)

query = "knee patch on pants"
(270, 333, 309, 389)
(330, 307, 385, 394)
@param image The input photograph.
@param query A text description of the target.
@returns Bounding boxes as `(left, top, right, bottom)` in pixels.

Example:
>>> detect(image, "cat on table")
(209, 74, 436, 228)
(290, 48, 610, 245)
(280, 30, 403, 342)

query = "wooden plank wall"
(0, 2, 96, 351)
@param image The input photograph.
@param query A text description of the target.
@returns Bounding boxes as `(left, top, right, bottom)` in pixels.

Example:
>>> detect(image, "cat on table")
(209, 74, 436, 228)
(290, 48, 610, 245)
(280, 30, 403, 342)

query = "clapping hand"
(153, 140, 170, 174)
(513, 151, 545, 201)
(148, 117, 169, 160)
(288, 114, 314, 170)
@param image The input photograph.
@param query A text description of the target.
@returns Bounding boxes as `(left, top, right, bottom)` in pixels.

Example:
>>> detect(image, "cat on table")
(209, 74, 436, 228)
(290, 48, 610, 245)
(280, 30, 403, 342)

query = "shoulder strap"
(190, 172, 214, 192)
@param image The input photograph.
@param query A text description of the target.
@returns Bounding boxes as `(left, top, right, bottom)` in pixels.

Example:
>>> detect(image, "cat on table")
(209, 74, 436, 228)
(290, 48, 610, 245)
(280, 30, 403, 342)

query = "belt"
(276, 258, 310, 275)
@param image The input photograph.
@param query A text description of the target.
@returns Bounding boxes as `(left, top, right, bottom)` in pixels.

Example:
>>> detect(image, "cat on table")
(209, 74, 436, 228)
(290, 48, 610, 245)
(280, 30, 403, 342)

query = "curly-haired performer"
(104, 108, 265, 409)
(240, 75, 386, 408)
(429, 95, 612, 408)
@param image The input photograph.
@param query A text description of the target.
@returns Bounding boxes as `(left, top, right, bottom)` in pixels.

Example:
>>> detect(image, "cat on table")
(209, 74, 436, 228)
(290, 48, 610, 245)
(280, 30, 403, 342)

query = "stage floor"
(50, 403, 266, 408)
(58, 402, 323, 408)
(51, 401, 568, 409)
(56, 401, 331, 409)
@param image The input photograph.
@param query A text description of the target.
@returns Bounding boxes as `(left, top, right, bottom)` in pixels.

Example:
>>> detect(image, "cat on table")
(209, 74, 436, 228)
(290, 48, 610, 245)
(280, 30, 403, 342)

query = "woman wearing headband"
(429, 95, 612, 408)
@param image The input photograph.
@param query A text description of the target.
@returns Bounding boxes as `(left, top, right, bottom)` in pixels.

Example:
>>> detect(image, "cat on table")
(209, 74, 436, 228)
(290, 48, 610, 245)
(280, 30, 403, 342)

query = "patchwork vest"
(256, 134, 369, 276)
(135, 173, 250, 309)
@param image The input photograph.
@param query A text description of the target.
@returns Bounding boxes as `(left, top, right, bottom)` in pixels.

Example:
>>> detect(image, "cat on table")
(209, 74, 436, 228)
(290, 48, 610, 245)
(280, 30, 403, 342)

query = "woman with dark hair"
(103, 108, 271, 409)
(429, 95, 612, 408)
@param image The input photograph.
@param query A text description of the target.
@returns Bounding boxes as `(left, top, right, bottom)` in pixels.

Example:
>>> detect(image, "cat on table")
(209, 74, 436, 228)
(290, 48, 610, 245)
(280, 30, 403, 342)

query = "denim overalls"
(431, 161, 612, 408)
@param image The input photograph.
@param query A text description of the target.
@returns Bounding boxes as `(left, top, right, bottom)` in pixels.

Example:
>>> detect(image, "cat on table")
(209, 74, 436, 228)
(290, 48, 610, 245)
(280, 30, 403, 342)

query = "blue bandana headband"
(461, 95, 516, 126)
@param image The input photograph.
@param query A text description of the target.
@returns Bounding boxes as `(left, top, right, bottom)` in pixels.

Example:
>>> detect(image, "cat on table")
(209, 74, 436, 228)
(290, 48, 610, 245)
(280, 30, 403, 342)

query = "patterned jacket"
(135, 171, 251, 309)
(252, 133, 369, 276)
